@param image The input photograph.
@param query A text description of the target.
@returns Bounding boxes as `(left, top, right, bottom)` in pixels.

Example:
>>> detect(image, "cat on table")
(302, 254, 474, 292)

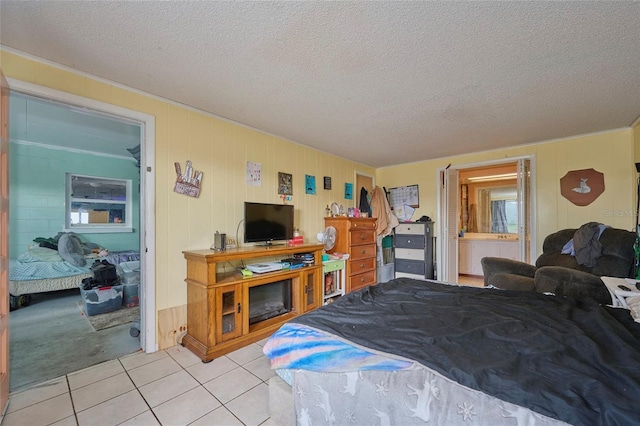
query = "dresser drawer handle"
(360, 263, 366, 268)
(361, 249, 366, 254)
(360, 235, 367, 240)
(360, 276, 366, 282)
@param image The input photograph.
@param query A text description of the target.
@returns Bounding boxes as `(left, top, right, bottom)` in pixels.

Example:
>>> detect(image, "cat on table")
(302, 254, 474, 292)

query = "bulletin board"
(388, 184, 419, 209)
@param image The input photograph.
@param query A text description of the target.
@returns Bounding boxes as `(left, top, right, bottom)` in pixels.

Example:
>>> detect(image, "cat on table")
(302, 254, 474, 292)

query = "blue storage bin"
(80, 284, 123, 316)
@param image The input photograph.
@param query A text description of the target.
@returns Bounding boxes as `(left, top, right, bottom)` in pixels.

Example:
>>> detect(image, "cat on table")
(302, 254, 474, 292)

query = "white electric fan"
(318, 225, 337, 251)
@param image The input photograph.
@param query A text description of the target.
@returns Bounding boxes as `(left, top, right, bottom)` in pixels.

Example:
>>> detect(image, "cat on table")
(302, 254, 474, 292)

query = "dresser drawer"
(350, 244, 376, 260)
(395, 223, 426, 235)
(350, 229, 375, 245)
(394, 248, 425, 261)
(349, 270, 376, 292)
(348, 257, 376, 276)
(395, 258, 426, 275)
(395, 235, 425, 249)
(350, 219, 376, 230)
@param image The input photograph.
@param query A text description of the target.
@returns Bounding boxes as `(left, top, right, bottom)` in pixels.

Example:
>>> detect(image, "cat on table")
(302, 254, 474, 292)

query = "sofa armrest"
(481, 257, 536, 280)
(534, 266, 611, 304)
(481, 257, 536, 290)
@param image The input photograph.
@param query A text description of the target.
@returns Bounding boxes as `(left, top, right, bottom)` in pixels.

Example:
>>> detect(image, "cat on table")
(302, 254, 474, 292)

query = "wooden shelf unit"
(182, 243, 324, 362)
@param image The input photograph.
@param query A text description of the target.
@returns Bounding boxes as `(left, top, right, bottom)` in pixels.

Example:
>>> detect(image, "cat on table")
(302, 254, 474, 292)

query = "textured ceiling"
(1, 1, 640, 168)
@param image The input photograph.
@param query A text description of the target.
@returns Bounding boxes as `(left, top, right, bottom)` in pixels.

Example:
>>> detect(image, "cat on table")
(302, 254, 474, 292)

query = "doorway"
(437, 157, 536, 284)
(355, 171, 374, 212)
(5, 79, 156, 390)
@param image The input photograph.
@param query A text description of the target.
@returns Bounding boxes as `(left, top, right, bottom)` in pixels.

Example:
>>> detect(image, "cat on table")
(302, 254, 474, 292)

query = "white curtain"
(491, 200, 509, 233)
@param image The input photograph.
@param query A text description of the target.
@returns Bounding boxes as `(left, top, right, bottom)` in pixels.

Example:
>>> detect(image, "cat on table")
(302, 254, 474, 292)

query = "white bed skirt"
(274, 367, 569, 426)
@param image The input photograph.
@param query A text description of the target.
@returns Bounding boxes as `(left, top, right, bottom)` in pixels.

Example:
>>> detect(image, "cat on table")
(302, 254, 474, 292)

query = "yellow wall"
(0, 50, 374, 345)
(377, 129, 636, 252)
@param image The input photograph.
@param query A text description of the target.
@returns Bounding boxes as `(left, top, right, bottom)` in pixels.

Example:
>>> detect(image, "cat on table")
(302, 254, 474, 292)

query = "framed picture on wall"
(324, 176, 332, 190)
(305, 175, 316, 195)
(345, 182, 353, 200)
(278, 172, 292, 195)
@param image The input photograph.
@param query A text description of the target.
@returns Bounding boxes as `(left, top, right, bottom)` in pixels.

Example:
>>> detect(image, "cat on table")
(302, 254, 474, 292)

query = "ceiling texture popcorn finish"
(1, 1, 640, 167)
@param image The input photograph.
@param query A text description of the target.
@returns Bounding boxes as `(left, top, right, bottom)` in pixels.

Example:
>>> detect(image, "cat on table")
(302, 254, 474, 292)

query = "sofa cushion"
(486, 272, 535, 291)
(534, 266, 611, 304)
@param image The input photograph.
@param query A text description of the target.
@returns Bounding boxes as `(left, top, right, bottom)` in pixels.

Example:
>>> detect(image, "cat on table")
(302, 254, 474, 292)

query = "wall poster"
(246, 161, 262, 186)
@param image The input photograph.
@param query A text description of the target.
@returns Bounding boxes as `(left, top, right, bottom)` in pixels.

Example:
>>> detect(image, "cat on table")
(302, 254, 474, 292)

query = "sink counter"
(459, 238, 519, 276)
(460, 232, 518, 241)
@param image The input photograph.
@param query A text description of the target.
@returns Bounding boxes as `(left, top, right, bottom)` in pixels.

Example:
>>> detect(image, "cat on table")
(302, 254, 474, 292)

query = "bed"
(9, 245, 139, 310)
(263, 278, 640, 425)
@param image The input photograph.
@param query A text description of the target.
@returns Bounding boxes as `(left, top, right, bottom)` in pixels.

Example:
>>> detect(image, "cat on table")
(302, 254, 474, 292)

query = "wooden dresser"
(324, 217, 377, 293)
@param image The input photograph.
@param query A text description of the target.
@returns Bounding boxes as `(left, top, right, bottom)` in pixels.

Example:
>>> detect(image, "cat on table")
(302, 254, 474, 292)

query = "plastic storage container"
(117, 261, 140, 307)
(117, 261, 140, 284)
(80, 284, 123, 316)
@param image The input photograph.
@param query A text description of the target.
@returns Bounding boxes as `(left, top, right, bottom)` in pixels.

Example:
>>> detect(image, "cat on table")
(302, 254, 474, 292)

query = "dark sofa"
(481, 226, 636, 304)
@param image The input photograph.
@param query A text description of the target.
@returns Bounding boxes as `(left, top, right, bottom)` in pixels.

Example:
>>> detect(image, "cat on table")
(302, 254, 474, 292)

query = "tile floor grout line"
(64, 374, 81, 426)
(115, 355, 158, 426)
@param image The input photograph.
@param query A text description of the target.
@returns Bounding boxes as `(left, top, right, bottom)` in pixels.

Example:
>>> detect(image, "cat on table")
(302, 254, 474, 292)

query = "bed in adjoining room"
(263, 278, 640, 425)
(9, 234, 140, 310)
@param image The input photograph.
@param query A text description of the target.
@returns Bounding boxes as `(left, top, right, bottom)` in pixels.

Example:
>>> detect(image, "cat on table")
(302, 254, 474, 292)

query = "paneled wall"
(9, 143, 140, 257)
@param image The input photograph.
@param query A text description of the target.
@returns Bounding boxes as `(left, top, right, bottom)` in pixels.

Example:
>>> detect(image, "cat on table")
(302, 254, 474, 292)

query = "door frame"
(436, 155, 537, 283)
(6, 78, 157, 352)
(1, 68, 10, 420)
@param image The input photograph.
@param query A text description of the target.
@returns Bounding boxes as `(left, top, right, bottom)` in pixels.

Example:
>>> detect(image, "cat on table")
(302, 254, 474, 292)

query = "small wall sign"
(323, 176, 332, 190)
(345, 182, 353, 200)
(305, 175, 316, 195)
(174, 160, 202, 198)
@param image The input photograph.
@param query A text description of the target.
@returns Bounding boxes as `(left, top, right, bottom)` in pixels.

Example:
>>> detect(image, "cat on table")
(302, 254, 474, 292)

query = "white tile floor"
(2, 339, 281, 426)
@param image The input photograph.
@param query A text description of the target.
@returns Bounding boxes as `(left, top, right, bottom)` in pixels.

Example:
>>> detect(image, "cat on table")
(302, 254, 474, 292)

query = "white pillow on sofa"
(627, 295, 640, 323)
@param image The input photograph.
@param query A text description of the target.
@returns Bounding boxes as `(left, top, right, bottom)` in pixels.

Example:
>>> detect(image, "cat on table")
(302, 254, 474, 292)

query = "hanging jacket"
(359, 187, 371, 216)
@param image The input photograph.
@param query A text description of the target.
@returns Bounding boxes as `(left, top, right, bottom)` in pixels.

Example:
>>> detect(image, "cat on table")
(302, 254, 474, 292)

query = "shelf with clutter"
(322, 256, 346, 305)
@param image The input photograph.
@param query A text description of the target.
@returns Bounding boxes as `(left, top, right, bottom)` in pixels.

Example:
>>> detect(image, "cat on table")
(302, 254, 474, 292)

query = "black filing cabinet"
(394, 221, 434, 280)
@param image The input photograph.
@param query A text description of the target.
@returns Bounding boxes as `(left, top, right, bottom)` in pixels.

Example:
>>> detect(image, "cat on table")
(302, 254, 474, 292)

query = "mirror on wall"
(460, 164, 518, 234)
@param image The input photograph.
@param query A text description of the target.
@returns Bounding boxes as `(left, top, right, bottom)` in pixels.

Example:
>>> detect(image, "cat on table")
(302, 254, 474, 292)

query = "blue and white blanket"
(9, 259, 90, 281)
(263, 322, 414, 372)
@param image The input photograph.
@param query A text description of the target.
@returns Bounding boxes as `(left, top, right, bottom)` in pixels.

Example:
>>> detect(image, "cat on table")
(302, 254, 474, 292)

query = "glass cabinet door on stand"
(216, 284, 243, 342)
(302, 270, 320, 312)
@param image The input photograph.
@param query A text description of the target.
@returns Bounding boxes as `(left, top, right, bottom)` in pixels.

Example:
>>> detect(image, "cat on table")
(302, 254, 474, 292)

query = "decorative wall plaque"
(560, 168, 604, 206)
(174, 160, 202, 198)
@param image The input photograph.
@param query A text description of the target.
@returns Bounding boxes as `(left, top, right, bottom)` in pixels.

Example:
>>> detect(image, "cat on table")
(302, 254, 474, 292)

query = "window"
(65, 173, 133, 233)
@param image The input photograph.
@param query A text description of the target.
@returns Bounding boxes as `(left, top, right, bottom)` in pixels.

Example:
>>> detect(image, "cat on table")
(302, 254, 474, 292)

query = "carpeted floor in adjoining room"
(9, 288, 141, 392)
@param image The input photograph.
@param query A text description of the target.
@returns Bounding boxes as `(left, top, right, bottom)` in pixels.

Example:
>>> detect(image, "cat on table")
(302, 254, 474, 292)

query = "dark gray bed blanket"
(291, 278, 640, 425)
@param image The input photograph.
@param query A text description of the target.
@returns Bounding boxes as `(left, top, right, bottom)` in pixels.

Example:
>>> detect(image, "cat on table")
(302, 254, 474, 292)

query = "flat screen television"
(244, 202, 294, 245)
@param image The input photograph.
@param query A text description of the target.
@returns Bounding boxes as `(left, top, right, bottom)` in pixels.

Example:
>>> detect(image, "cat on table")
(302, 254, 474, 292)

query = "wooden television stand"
(182, 243, 324, 362)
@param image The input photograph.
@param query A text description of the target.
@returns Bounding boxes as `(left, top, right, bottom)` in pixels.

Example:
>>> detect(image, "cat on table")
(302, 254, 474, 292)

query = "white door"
(0, 68, 10, 417)
(517, 158, 532, 264)
(443, 168, 459, 282)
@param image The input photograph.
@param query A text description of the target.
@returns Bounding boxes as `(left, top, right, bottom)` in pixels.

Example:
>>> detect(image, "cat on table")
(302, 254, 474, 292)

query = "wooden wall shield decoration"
(560, 168, 604, 206)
